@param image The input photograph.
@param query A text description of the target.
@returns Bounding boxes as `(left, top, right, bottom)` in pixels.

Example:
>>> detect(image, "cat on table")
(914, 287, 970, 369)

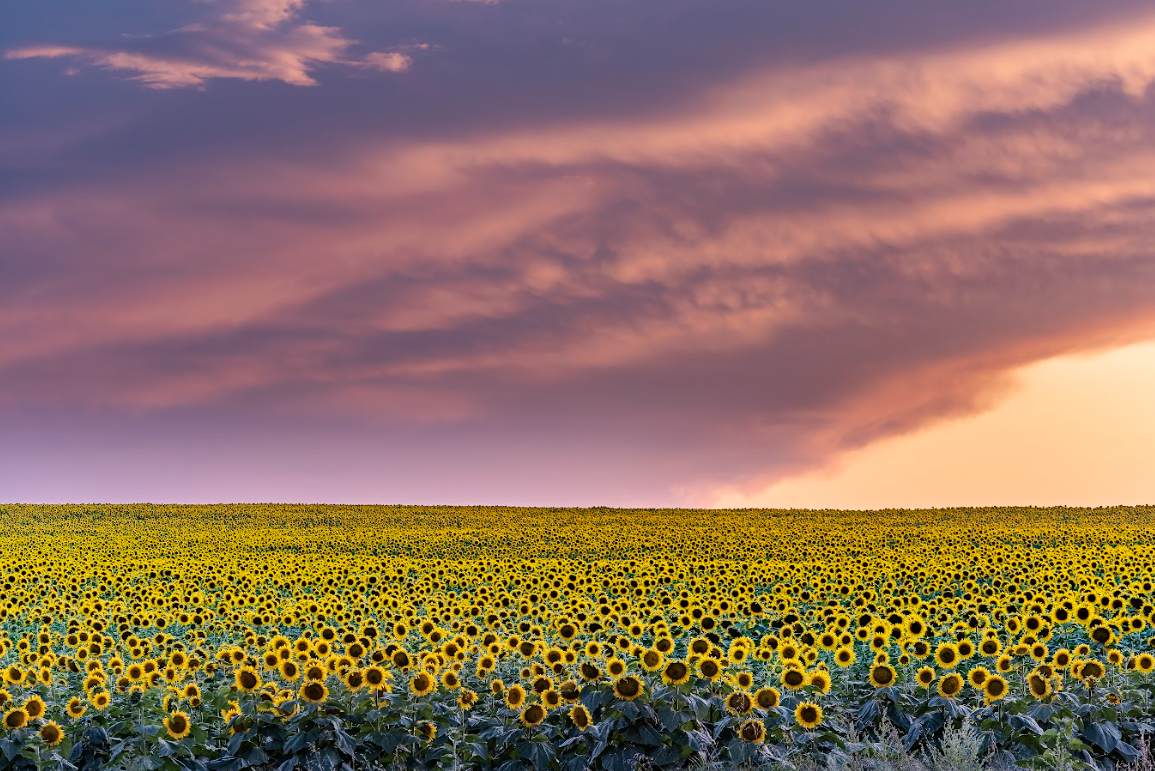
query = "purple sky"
(3, 0, 1155, 505)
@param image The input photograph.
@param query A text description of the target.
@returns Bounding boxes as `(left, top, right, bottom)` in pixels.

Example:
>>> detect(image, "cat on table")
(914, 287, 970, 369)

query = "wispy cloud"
(3, 0, 423, 88)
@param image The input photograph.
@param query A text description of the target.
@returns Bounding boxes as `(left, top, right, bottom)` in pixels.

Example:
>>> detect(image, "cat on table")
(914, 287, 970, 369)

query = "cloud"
(363, 51, 411, 73)
(3, 3, 1155, 502)
(2, 0, 423, 88)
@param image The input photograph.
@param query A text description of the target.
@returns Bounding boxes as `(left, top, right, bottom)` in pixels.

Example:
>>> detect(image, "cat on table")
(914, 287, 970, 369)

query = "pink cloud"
(3, 0, 426, 88)
(4, 4, 1155, 501)
(363, 51, 412, 73)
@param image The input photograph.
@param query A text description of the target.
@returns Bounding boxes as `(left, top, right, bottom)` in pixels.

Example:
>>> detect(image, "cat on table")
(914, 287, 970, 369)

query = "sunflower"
(979, 638, 1001, 658)
(613, 675, 644, 701)
(89, 691, 110, 710)
(983, 674, 1008, 703)
(1079, 659, 1104, 684)
(780, 667, 807, 691)
(365, 666, 387, 689)
(725, 690, 753, 716)
(279, 660, 300, 681)
(729, 669, 757, 687)
(66, 698, 87, 719)
(569, 704, 592, 731)
(23, 695, 46, 720)
(299, 680, 328, 704)
(869, 663, 896, 688)
(697, 658, 723, 682)
(834, 647, 856, 667)
(606, 658, 627, 678)
(916, 667, 936, 687)
(164, 711, 191, 740)
(641, 649, 664, 672)
(234, 666, 261, 693)
(1090, 626, 1114, 646)
(739, 719, 766, 744)
(580, 662, 602, 682)
(795, 702, 822, 730)
(937, 673, 963, 698)
(490, 679, 505, 695)
(520, 703, 546, 727)
(344, 669, 366, 691)
(559, 680, 580, 702)
(417, 722, 436, 742)
(968, 667, 990, 689)
(458, 689, 478, 710)
(410, 671, 435, 697)
(754, 686, 779, 709)
(39, 720, 63, 746)
(1028, 673, 1051, 700)
(1136, 653, 1155, 674)
(505, 685, 526, 709)
(808, 670, 832, 694)
(935, 643, 959, 669)
(3, 708, 27, 731)
(440, 670, 460, 690)
(662, 660, 690, 686)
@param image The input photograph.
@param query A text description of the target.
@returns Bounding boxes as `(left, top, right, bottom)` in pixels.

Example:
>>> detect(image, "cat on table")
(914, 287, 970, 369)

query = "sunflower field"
(1, 505, 1154, 771)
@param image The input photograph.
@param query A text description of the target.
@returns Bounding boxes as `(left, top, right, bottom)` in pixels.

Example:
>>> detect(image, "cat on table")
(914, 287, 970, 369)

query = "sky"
(2, 0, 1155, 507)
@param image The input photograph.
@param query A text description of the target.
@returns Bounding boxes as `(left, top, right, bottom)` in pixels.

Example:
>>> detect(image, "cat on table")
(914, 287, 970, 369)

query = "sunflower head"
(300, 680, 328, 704)
(739, 719, 766, 744)
(781, 667, 806, 690)
(613, 675, 644, 701)
(725, 690, 753, 716)
(39, 720, 64, 746)
(869, 664, 896, 688)
(569, 704, 591, 731)
(505, 685, 526, 708)
(520, 703, 546, 727)
(164, 711, 191, 740)
(234, 666, 261, 693)
(66, 697, 87, 719)
(23, 696, 46, 720)
(3, 708, 28, 731)
(938, 673, 963, 699)
(754, 687, 779, 710)
(983, 674, 1009, 703)
(794, 701, 822, 730)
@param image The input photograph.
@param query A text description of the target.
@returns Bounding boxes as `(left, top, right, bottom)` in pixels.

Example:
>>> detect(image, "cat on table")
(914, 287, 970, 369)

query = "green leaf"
(1082, 721, 1120, 753)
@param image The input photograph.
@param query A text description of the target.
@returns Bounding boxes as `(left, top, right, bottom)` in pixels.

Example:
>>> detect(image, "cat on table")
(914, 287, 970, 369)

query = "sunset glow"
(3, 0, 1155, 504)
